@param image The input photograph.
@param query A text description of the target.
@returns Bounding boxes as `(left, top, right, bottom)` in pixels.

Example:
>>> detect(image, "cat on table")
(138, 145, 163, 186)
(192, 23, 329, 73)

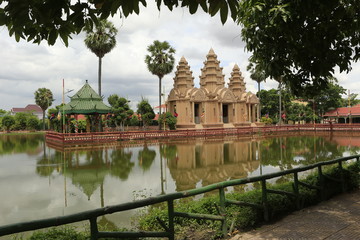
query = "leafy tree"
(2, 115, 15, 132)
(259, 88, 292, 122)
(84, 19, 117, 96)
(286, 103, 314, 123)
(237, 0, 360, 95)
(137, 98, 155, 129)
(303, 81, 346, 117)
(107, 94, 133, 131)
(0, 109, 7, 116)
(27, 116, 40, 131)
(341, 93, 360, 107)
(145, 40, 176, 129)
(14, 112, 29, 130)
(0, 1, 237, 46)
(129, 115, 140, 126)
(158, 112, 177, 130)
(47, 107, 60, 131)
(34, 87, 54, 130)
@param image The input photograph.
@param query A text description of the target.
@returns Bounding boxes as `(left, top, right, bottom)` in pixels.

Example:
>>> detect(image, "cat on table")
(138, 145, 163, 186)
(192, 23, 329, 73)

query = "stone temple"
(167, 48, 260, 129)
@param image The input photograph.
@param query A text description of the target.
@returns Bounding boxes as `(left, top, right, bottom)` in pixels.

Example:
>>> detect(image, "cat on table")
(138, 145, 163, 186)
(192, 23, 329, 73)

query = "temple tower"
(173, 56, 194, 97)
(167, 56, 196, 128)
(228, 64, 246, 98)
(199, 48, 225, 94)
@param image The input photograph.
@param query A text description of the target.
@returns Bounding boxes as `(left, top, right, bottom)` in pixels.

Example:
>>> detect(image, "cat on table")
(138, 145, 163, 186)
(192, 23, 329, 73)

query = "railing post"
(293, 172, 300, 209)
(261, 179, 269, 221)
(318, 166, 325, 200)
(219, 187, 227, 236)
(338, 161, 346, 193)
(89, 217, 98, 240)
(168, 200, 175, 240)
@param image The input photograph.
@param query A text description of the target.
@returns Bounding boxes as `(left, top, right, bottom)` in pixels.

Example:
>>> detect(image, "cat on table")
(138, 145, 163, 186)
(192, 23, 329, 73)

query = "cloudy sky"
(0, 2, 359, 111)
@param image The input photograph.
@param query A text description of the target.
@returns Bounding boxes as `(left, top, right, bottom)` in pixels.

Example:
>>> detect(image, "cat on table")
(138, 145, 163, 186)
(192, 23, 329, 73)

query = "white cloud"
(0, 2, 359, 111)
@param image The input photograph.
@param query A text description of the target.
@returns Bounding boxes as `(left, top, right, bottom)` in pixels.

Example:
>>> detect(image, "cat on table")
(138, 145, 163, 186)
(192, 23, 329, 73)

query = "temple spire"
(173, 56, 194, 95)
(199, 48, 225, 92)
(228, 64, 246, 97)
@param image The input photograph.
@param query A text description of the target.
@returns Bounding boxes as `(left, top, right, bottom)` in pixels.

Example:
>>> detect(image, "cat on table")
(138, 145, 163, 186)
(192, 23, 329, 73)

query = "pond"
(0, 132, 359, 231)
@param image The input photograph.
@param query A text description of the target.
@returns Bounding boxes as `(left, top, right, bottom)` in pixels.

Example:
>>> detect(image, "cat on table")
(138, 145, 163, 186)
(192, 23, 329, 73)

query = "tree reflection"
(138, 145, 156, 171)
(110, 148, 134, 180)
(0, 134, 42, 155)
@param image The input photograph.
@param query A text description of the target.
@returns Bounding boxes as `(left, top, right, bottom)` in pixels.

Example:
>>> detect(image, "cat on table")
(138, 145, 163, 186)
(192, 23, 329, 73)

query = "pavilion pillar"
(86, 118, 91, 133)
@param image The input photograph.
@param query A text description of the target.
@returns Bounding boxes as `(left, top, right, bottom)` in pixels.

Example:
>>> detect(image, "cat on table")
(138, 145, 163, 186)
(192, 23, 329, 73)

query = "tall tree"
(145, 40, 175, 129)
(34, 88, 54, 130)
(248, 62, 266, 120)
(84, 19, 117, 97)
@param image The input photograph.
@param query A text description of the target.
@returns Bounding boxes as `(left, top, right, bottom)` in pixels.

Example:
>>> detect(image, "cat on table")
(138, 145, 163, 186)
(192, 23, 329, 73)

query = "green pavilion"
(62, 80, 111, 132)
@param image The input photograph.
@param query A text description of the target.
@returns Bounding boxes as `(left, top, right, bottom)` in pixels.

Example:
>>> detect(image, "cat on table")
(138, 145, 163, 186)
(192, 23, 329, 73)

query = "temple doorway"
(194, 103, 200, 124)
(222, 104, 229, 123)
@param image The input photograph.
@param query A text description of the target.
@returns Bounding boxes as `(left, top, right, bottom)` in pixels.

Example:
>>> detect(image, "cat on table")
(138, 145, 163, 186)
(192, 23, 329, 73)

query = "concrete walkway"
(230, 188, 360, 240)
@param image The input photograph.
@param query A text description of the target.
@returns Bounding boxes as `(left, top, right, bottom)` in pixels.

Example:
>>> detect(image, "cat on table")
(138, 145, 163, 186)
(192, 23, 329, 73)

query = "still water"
(0, 132, 359, 229)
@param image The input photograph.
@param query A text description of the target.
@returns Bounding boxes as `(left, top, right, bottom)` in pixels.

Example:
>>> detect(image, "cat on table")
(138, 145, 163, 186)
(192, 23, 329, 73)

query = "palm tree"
(34, 88, 54, 130)
(84, 19, 118, 96)
(248, 64, 266, 121)
(145, 40, 176, 129)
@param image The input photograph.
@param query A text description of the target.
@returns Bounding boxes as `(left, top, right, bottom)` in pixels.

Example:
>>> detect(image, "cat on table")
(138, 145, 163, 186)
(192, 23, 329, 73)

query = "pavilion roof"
(324, 105, 360, 117)
(63, 80, 111, 114)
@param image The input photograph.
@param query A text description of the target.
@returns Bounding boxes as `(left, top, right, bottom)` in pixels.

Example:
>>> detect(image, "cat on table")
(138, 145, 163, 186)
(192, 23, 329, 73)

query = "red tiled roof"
(11, 104, 42, 113)
(324, 105, 360, 117)
(25, 104, 42, 112)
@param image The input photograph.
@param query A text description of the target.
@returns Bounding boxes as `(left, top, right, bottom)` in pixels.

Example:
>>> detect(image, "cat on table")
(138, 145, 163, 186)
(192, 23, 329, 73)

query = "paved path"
(230, 188, 360, 240)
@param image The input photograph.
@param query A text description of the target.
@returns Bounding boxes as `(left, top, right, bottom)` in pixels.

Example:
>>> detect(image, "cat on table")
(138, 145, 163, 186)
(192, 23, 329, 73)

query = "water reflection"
(166, 139, 260, 191)
(0, 134, 42, 156)
(1, 132, 360, 227)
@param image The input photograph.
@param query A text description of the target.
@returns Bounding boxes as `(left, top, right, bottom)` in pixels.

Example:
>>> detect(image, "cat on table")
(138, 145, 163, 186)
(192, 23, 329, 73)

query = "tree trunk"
(98, 57, 102, 96)
(98, 57, 103, 132)
(258, 81, 261, 122)
(278, 81, 282, 125)
(43, 110, 46, 130)
(158, 76, 162, 130)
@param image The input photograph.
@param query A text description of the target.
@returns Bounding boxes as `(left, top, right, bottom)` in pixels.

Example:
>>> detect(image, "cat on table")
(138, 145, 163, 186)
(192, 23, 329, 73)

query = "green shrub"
(27, 116, 40, 131)
(28, 227, 87, 240)
(2, 115, 15, 132)
(260, 116, 273, 125)
(158, 112, 177, 130)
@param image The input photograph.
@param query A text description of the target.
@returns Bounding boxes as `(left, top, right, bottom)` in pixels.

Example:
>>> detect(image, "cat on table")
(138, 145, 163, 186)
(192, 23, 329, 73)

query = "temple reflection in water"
(166, 138, 260, 191)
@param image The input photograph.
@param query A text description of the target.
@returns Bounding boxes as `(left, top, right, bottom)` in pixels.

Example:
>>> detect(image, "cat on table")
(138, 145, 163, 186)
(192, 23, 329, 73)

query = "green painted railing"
(0, 155, 359, 239)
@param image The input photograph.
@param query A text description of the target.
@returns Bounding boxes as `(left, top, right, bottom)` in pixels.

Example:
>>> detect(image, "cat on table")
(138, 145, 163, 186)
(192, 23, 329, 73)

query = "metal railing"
(0, 155, 359, 239)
